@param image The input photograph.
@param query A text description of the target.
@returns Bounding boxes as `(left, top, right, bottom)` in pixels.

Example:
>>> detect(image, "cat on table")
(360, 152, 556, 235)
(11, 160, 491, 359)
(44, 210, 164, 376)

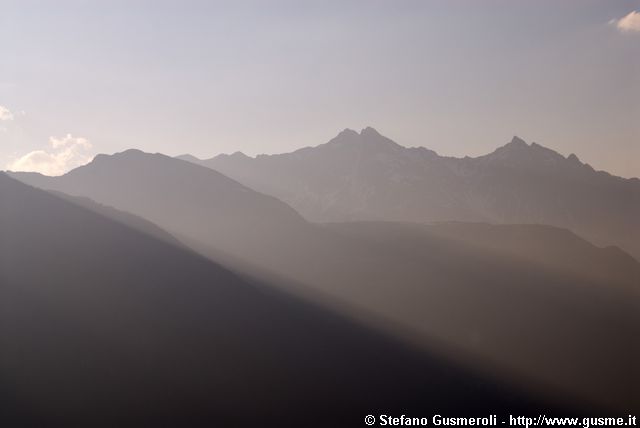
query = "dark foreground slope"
(0, 174, 554, 427)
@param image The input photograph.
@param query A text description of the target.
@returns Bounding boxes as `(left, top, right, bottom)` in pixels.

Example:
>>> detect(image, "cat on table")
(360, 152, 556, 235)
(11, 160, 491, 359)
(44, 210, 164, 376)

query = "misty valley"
(1, 128, 638, 426)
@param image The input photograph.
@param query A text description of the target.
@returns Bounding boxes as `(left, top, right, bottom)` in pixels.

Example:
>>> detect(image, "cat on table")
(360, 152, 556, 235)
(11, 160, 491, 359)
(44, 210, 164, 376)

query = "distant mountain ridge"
(9, 149, 308, 268)
(178, 128, 640, 259)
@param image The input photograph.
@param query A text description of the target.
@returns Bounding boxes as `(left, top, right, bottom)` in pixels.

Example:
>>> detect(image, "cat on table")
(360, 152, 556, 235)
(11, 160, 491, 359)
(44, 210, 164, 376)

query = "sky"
(1, 0, 638, 177)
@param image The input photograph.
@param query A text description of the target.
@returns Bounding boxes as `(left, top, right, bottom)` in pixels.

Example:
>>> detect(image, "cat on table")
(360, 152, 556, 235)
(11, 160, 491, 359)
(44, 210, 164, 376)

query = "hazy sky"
(1, 0, 638, 177)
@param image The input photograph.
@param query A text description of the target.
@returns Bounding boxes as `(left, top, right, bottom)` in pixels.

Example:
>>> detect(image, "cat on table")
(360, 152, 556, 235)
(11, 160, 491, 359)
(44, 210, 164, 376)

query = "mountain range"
(8, 147, 640, 412)
(178, 128, 640, 260)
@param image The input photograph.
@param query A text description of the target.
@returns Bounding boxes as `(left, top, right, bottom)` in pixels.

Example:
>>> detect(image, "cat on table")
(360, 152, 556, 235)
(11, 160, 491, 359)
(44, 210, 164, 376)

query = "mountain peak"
(337, 128, 359, 138)
(567, 153, 580, 163)
(118, 148, 146, 157)
(360, 126, 382, 137)
(214, 151, 253, 163)
(228, 151, 250, 159)
(485, 137, 585, 170)
(87, 149, 151, 168)
(324, 127, 403, 153)
(489, 136, 531, 156)
(508, 136, 528, 147)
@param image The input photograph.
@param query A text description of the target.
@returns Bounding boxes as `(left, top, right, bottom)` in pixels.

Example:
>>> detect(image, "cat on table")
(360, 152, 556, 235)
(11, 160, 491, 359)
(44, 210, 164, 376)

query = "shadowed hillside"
(0, 173, 561, 427)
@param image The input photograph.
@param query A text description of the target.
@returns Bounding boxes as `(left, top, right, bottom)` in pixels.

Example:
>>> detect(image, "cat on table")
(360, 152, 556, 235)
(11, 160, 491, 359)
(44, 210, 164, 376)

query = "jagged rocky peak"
(326, 128, 360, 145)
(487, 137, 580, 169)
(494, 136, 547, 156)
(506, 135, 529, 148)
(360, 126, 383, 137)
(338, 128, 360, 138)
(484, 136, 530, 161)
(359, 126, 397, 145)
(326, 126, 403, 152)
(215, 150, 253, 163)
(567, 153, 580, 163)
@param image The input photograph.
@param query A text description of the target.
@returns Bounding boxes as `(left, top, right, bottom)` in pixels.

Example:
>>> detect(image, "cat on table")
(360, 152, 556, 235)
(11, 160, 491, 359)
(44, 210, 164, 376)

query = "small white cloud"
(611, 10, 640, 32)
(8, 134, 94, 176)
(50, 134, 91, 150)
(0, 105, 14, 121)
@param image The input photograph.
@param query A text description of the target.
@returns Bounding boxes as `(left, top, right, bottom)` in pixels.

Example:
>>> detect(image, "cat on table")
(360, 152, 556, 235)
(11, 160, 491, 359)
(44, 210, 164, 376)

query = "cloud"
(49, 134, 91, 150)
(611, 10, 640, 32)
(0, 105, 14, 121)
(8, 134, 94, 176)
